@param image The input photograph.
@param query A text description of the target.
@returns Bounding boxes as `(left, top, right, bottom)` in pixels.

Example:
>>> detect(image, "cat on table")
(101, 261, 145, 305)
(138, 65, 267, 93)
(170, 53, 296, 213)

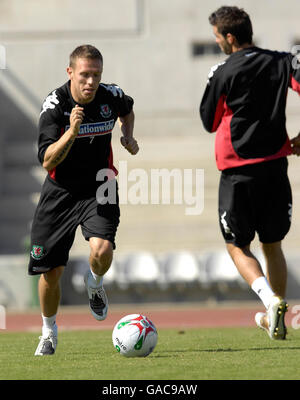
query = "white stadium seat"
(160, 251, 202, 289)
(204, 250, 246, 290)
(115, 252, 161, 290)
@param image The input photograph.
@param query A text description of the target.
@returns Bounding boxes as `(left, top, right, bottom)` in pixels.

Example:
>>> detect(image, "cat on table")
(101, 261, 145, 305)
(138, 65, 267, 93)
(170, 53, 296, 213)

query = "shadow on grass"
(152, 346, 300, 357)
(202, 346, 300, 352)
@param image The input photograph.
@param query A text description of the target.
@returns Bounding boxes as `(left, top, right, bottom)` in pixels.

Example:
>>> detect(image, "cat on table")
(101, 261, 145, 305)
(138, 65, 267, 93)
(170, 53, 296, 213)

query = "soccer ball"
(112, 314, 158, 357)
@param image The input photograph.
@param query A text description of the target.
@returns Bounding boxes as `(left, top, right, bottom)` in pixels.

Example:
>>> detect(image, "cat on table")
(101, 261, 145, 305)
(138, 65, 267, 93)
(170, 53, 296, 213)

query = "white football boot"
(34, 324, 58, 356)
(255, 296, 288, 340)
(84, 270, 108, 321)
(255, 312, 268, 333)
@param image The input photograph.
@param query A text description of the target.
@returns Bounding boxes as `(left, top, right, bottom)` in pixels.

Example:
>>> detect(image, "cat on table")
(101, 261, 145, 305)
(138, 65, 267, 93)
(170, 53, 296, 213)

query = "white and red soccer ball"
(112, 314, 158, 357)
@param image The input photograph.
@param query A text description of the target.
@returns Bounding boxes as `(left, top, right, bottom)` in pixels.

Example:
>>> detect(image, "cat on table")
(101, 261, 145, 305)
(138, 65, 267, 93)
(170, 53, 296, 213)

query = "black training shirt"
(38, 81, 133, 196)
(200, 47, 300, 170)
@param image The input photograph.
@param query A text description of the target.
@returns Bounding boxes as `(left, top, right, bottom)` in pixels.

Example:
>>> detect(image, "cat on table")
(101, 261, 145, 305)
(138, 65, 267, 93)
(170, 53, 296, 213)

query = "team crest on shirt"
(31, 245, 45, 260)
(100, 104, 112, 118)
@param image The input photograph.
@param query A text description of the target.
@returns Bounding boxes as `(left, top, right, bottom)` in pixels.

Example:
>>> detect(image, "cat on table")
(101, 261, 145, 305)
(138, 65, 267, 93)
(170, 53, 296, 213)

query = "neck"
(70, 86, 83, 104)
(232, 42, 254, 53)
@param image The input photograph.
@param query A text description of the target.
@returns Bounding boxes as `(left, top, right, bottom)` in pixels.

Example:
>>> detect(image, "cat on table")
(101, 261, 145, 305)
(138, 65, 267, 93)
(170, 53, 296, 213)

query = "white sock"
(90, 268, 103, 286)
(42, 314, 56, 330)
(251, 276, 275, 309)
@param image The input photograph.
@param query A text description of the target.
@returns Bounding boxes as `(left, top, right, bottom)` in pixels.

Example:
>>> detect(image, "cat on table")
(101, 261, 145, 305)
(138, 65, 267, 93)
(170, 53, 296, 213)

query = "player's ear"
(226, 33, 235, 45)
(67, 66, 73, 80)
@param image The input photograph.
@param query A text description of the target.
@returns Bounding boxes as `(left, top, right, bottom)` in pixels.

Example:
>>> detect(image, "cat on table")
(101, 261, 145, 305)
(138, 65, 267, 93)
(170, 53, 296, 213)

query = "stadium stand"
(0, 87, 40, 254)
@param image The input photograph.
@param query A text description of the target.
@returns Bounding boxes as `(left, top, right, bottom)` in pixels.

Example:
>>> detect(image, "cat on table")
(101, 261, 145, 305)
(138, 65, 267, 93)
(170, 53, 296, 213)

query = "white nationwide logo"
(96, 161, 204, 216)
(40, 90, 59, 115)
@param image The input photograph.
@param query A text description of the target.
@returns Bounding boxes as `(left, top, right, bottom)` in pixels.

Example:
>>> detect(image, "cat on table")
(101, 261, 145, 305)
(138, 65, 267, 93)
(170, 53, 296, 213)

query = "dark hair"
(209, 6, 253, 45)
(69, 44, 103, 67)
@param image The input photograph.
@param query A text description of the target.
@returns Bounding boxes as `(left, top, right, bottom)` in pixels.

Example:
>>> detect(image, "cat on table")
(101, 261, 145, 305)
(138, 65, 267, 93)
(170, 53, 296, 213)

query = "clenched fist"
(70, 104, 85, 135)
(120, 136, 139, 155)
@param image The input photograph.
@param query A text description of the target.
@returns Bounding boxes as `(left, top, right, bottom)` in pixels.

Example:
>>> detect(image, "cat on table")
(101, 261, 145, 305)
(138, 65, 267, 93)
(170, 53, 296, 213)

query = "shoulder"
(96, 83, 133, 111)
(249, 47, 293, 65)
(40, 82, 69, 117)
(206, 59, 227, 85)
(254, 47, 296, 73)
(98, 83, 127, 98)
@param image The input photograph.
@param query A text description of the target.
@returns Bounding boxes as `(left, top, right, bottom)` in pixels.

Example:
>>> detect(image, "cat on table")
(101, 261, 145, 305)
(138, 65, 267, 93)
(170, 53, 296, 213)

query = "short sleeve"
(101, 84, 134, 117)
(118, 94, 134, 117)
(37, 90, 63, 164)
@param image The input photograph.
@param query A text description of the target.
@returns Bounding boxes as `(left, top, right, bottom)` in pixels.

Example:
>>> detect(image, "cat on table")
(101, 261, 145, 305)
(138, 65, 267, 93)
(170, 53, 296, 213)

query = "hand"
(290, 132, 300, 156)
(70, 105, 84, 135)
(120, 136, 139, 155)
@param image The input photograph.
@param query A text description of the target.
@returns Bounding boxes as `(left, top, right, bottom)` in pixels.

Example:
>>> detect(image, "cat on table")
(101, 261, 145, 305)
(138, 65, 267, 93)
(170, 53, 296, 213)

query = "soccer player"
(200, 6, 300, 339)
(29, 45, 139, 355)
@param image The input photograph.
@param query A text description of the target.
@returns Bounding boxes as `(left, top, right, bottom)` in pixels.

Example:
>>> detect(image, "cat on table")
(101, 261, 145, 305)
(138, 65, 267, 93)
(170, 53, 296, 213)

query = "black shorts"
(28, 176, 120, 275)
(218, 157, 292, 247)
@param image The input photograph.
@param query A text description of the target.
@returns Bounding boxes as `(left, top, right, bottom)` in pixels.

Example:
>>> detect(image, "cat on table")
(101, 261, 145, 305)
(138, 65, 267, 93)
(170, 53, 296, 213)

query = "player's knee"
(90, 240, 113, 273)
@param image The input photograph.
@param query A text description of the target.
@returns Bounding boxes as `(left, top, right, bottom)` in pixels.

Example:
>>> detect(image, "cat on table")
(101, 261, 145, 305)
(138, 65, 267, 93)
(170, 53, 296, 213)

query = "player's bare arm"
(119, 110, 139, 155)
(42, 105, 84, 170)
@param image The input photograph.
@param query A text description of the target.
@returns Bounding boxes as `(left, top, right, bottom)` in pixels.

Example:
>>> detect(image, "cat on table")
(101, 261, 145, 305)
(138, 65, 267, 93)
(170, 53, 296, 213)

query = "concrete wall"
(1, 0, 300, 121)
(1, 1, 300, 250)
(0, 1, 300, 283)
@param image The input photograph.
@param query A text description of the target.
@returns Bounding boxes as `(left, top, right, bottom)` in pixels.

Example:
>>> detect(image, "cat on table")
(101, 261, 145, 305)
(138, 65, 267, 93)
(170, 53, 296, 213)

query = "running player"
(29, 45, 139, 355)
(200, 6, 300, 339)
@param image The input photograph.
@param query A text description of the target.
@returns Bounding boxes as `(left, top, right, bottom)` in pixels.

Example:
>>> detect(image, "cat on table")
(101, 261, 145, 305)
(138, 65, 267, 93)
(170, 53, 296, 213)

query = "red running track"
(3, 303, 295, 332)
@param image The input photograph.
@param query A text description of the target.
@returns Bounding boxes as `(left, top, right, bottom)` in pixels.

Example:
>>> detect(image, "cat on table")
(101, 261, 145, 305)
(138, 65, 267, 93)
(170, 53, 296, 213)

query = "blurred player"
(200, 6, 300, 339)
(29, 45, 139, 355)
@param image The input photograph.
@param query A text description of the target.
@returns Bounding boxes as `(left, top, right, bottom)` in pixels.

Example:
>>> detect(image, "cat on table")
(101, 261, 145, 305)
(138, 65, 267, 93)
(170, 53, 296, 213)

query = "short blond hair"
(69, 45, 103, 68)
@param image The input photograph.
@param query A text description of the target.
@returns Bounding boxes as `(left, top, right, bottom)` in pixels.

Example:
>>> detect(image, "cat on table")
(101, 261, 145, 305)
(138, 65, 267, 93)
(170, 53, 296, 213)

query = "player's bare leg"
(255, 241, 289, 339)
(261, 241, 287, 298)
(89, 237, 113, 277)
(38, 266, 64, 317)
(226, 243, 264, 286)
(84, 238, 113, 321)
(35, 266, 64, 355)
(226, 243, 288, 339)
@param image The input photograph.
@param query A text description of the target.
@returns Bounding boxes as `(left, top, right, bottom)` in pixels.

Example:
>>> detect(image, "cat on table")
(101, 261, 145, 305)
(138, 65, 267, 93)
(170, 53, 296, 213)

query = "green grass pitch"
(1, 327, 300, 380)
